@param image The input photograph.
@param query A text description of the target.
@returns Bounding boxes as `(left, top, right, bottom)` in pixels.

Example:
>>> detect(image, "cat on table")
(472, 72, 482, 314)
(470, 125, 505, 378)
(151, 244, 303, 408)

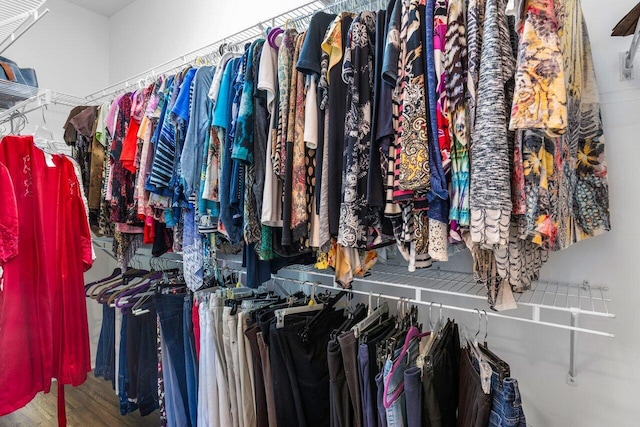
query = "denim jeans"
(162, 329, 188, 427)
(118, 314, 139, 415)
(384, 336, 422, 427)
(155, 294, 192, 426)
(358, 343, 373, 427)
(404, 366, 422, 427)
(489, 374, 526, 427)
(184, 296, 198, 427)
(126, 306, 159, 416)
(375, 371, 388, 427)
(94, 304, 115, 387)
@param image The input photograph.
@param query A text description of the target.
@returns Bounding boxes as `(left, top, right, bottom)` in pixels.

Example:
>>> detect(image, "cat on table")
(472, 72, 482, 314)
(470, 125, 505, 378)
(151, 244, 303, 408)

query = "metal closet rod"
(271, 274, 615, 338)
(85, 0, 382, 100)
(85, 0, 322, 100)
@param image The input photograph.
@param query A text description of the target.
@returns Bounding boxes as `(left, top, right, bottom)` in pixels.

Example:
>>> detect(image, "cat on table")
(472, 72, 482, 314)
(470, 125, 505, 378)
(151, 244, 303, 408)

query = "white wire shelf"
(279, 263, 613, 320)
(0, 82, 93, 125)
(0, 0, 49, 54)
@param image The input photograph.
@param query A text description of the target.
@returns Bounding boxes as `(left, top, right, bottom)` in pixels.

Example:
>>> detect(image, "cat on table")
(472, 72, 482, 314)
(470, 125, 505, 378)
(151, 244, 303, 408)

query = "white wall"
(2, 0, 110, 142)
(108, 0, 310, 83)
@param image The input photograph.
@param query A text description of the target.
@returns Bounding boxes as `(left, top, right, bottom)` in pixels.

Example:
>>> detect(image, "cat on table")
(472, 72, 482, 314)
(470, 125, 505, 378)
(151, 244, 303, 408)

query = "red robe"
(0, 135, 93, 418)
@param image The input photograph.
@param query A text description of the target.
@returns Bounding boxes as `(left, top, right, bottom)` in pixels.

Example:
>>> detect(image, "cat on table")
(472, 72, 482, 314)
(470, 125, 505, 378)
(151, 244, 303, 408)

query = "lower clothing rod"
(273, 275, 615, 338)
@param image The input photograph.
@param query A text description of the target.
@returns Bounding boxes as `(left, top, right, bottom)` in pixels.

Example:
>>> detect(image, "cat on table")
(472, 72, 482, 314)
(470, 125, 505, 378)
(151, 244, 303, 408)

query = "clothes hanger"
(33, 106, 59, 154)
(352, 299, 389, 338)
(110, 268, 162, 307)
(275, 297, 325, 329)
(89, 271, 126, 299)
(114, 273, 161, 309)
(297, 290, 348, 342)
(95, 257, 150, 303)
(478, 309, 511, 380)
(85, 267, 123, 296)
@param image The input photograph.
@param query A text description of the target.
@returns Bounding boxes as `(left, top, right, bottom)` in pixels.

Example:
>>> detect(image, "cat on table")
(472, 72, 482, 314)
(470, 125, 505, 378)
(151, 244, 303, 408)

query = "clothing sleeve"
(0, 163, 19, 263)
(67, 161, 94, 271)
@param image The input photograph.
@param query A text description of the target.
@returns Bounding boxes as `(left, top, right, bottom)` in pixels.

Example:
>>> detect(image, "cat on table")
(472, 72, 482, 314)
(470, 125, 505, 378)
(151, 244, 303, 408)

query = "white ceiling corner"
(64, 0, 135, 17)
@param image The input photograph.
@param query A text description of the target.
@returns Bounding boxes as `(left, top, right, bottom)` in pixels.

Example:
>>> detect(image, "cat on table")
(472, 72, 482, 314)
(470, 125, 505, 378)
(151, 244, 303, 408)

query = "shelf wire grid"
(0, 0, 48, 53)
(282, 263, 613, 318)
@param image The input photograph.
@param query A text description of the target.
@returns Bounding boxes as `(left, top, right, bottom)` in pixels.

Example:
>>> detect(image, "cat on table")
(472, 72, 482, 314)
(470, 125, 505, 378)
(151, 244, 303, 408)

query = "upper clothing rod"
(85, 0, 323, 99)
(85, 0, 381, 100)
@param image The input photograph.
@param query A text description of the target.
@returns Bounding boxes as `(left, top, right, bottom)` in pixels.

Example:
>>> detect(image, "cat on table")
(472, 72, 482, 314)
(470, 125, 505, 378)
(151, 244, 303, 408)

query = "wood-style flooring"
(0, 374, 160, 426)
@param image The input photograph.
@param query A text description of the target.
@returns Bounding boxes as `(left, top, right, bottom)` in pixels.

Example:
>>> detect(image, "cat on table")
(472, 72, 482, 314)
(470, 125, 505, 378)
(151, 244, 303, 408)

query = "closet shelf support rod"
(621, 19, 640, 80)
(567, 309, 579, 386)
(0, 5, 50, 54)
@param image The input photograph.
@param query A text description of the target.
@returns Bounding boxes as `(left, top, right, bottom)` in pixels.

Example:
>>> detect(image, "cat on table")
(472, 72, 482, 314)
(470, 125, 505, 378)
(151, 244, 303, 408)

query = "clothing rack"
(216, 256, 613, 386)
(0, 0, 49, 54)
(91, 231, 614, 385)
(85, 0, 382, 101)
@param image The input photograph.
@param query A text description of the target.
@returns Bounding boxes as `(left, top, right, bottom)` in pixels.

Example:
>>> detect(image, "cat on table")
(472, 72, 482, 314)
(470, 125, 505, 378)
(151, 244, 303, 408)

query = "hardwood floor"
(0, 375, 160, 426)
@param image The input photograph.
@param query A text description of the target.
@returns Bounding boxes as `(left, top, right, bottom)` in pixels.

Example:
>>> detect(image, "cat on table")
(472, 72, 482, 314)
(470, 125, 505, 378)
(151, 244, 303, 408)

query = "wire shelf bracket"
(0, 0, 50, 54)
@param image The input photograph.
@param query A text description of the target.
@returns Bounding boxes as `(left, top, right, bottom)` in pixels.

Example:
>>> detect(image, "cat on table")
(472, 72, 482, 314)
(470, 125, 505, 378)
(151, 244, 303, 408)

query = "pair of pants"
(161, 324, 188, 426)
(404, 367, 423, 427)
(238, 311, 256, 427)
(94, 304, 115, 386)
(258, 330, 277, 427)
(383, 335, 421, 427)
(155, 294, 193, 426)
(222, 307, 240, 427)
(270, 309, 345, 427)
(422, 321, 461, 427)
(125, 306, 159, 416)
(245, 322, 269, 427)
(328, 338, 351, 427)
(489, 373, 526, 427)
(197, 296, 232, 427)
(458, 348, 492, 427)
(183, 296, 198, 426)
(338, 331, 362, 427)
(360, 320, 396, 427)
(118, 314, 138, 415)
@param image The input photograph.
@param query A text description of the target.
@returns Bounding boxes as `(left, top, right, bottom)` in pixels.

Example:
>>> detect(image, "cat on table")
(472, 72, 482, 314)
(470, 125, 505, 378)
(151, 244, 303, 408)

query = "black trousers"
(269, 309, 345, 427)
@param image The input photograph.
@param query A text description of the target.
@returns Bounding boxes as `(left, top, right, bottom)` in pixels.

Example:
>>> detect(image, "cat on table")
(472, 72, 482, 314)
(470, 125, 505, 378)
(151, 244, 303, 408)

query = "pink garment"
(116, 223, 145, 233)
(105, 94, 125, 138)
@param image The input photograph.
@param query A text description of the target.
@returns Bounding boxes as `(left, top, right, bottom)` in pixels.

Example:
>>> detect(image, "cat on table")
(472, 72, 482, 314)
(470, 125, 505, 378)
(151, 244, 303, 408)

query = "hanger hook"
(475, 309, 482, 339)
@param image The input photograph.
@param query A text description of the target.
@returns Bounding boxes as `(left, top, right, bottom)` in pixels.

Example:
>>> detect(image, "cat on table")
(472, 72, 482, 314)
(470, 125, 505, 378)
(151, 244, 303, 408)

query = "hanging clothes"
(0, 135, 93, 418)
